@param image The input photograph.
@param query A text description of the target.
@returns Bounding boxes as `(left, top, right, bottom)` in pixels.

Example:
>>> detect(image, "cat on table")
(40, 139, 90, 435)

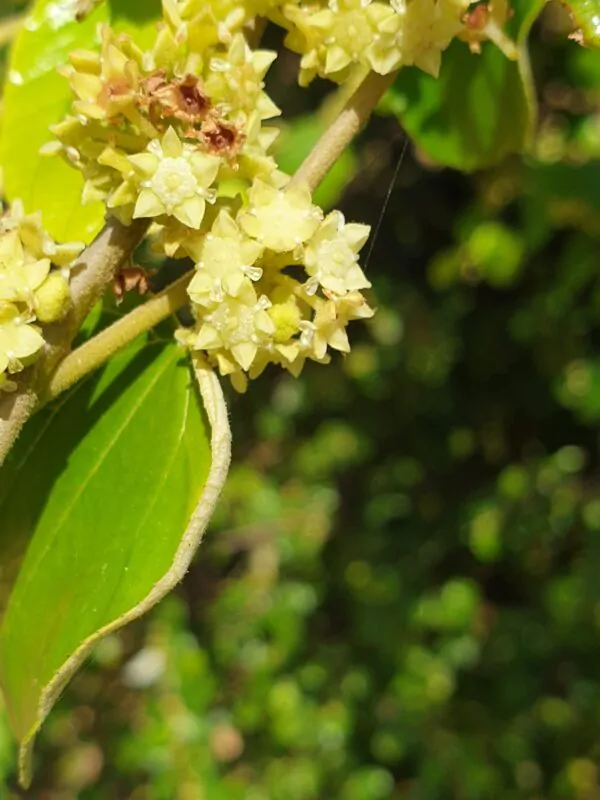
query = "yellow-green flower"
(304, 291, 375, 360)
(239, 179, 322, 252)
(304, 211, 371, 296)
(0, 231, 51, 308)
(284, 0, 400, 84)
(204, 34, 280, 123)
(0, 204, 81, 388)
(191, 282, 275, 370)
(129, 127, 221, 228)
(65, 25, 145, 122)
(1, 200, 83, 267)
(166, 0, 278, 51)
(187, 209, 264, 304)
(283, 0, 469, 82)
(236, 113, 285, 184)
(0, 303, 45, 384)
(375, 0, 470, 77)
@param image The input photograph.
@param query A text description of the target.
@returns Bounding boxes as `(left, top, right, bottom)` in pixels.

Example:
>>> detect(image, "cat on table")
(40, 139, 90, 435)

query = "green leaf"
(0, 0, 107, 242)
(383, 0, 546, 174)
(0, 0, 161, 243)
(0, 340, 230, 787)
(108, 0, 162, 41)
(384, 41, 532, 172)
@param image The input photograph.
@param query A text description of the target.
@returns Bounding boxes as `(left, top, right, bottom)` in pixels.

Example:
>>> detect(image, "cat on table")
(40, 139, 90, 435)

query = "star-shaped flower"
(304, 211, 371, 296)
(129, 127, 221, 228)
(0, 231, 51, 308)
(303, 291, 375, 360)
(191, 282, 275, 370)
(187, 210, 264, 305)
(238, 179, 322, 252)
(0, 303, 45, 381)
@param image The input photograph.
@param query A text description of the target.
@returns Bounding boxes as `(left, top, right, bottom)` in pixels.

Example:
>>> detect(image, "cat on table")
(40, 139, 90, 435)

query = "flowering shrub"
(0, 0, 594, 789)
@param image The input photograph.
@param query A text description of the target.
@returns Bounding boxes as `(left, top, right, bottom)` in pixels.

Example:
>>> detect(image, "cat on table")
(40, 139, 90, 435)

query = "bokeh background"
(4, 1, 600, 797)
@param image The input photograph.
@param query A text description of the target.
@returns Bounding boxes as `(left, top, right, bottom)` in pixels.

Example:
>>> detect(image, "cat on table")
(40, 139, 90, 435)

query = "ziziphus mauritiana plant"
(0, 0, 596, 786)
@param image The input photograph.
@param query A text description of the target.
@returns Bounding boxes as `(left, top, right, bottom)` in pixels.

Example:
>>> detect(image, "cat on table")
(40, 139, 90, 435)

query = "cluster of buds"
(49, 0, 375, 389)
(0, 203, 83, 392)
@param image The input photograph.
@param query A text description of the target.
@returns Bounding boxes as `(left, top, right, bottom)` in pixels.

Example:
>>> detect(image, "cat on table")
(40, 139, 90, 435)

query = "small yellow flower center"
(151, 157, 198, 212)
(269, 301, 301, 343)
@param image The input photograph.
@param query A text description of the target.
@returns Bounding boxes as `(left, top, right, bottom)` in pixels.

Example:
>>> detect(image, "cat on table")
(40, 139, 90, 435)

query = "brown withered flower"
(113, 265, 154, 305)
(172, 75, 212, 123)
(139, 71, 211, 128)
(198, 118, 245, 159)
(139, 70, 168, 99)
(99, 75, 137, 114)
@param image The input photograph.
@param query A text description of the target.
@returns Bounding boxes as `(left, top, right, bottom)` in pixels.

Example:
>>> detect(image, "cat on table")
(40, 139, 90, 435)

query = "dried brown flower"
(198, 118, 245, 158)
(113, 266, 154, 304)
(139, 72, 212, 128)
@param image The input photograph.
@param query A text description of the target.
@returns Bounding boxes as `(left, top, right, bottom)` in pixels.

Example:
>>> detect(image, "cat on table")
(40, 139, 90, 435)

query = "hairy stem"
(42, 218, 149, 367)
(44, 271, 190, 402)
(0, 218, 148, 466)
(291, 70, 397, 190)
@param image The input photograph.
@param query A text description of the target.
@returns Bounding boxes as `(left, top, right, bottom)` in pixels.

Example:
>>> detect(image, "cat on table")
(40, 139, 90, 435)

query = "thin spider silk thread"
(364, 134, 409, 273)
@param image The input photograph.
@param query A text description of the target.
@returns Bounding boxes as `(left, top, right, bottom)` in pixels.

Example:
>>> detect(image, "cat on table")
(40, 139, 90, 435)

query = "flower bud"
(34, 273, 72, 324)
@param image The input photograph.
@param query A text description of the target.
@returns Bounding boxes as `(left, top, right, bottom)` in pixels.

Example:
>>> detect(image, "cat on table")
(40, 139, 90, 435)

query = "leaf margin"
(16, 356, 231, 787)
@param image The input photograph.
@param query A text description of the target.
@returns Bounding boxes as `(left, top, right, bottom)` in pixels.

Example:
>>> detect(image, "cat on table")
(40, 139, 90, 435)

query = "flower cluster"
(161, 0, 476, 86)
(178, 185, 374, 391)
(0, 203, 83, 392)
(47, 20, 282, 226)
(51, 0, 375, 389)
(282, 0, 471, 85)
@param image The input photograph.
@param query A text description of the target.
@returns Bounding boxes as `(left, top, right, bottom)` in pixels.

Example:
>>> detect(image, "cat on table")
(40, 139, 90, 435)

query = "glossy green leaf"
(382, 0, 546, 172)
(385, 42, 530, 172)
(0, 0, 106, 242)
(0, 339, 227, 785)
(109, 0, 162, 42)
(0, 0, 161, 243)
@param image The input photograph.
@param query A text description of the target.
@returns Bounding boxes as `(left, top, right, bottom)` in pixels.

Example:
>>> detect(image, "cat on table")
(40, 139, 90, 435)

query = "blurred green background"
(5, 1, 600, 797)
